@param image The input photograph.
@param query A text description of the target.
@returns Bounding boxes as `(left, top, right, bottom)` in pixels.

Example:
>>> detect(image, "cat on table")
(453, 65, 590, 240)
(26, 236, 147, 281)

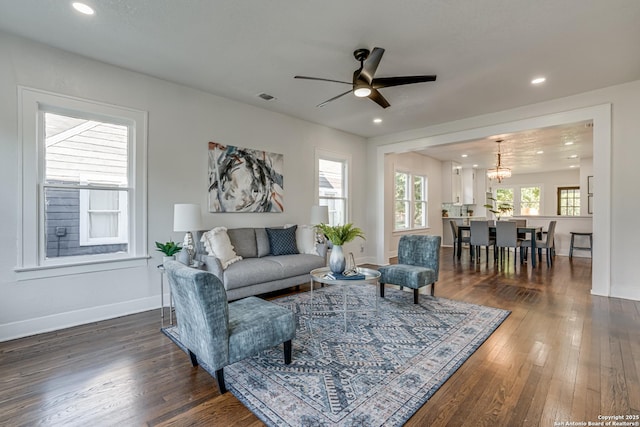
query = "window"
(18, 88, 147, 277)
(394, 171, 428, 230)
(495, 187, 514, 218)
(519, 186, 541, 215)
(558, 186, 580, 216)
(318, 154, 348, 226)
(493, 185, 542, 216)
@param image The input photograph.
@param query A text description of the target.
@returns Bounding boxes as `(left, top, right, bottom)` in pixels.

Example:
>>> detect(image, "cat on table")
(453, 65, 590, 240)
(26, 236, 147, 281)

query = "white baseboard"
(0, 295, 164, 342)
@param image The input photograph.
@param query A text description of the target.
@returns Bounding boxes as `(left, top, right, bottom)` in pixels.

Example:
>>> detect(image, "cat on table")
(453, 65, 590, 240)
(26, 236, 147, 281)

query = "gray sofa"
(194, 227, 327, 301)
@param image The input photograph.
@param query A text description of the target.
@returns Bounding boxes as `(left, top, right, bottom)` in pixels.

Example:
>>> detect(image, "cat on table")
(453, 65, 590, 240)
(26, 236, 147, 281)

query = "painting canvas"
(208, 142, 284, 213)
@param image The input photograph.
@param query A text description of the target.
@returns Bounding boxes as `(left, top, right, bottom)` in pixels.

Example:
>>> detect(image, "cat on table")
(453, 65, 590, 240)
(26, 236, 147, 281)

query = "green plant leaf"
(315, 223, 365, 246)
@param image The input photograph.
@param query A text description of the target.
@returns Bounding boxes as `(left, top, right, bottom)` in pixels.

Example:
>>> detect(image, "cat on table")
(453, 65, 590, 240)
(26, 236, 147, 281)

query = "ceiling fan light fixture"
(353, 86, 371, 97)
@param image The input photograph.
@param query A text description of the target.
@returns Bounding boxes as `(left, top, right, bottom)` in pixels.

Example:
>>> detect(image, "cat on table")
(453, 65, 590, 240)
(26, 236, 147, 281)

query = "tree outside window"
(520, 186, 541, 215)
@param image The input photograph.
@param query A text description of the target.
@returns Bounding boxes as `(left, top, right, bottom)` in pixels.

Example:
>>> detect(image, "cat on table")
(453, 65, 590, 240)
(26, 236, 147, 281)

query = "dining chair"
(508, 218, 527, 240)
(521, 220, 556, 267)
(470, 220, 496, 264)
(449, 220, 472, 259)
(495, 221, 521, 267)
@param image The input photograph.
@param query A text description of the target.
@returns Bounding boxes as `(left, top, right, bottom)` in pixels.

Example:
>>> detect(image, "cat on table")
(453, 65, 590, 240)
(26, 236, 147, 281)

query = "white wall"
(367, 79, 640, 302)
(383, 152, 443, 260)
(0, 32, 367, 340)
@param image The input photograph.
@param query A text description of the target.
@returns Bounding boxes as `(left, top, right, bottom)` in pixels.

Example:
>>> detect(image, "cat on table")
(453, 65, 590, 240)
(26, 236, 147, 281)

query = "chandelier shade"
(486, 140, 511, 183)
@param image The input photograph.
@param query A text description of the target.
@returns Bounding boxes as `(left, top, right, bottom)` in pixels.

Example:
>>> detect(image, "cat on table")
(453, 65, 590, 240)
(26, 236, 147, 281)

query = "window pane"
(44, 112, 128, 186)
(413, 202, 426, 228)
(44, 187, 128, 259)
(558, 187, 580, 216)
(413, 176, 424, 202)
(320, 197, 345, 226)
(395, 172, 407, 200)
(319, 159, 344, 198)
(520, 186, 541, 215)
(495, 188, 514, 218)
(395, 201, 409, 229)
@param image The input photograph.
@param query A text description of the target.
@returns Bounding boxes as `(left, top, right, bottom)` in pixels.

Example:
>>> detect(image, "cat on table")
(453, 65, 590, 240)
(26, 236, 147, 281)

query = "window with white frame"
(494, 185, 542, 216)
(557, 186, 580, 216)
(318, 156, 348, 226)
(394, 171, 428, 230)
(18, 88, 147, 275)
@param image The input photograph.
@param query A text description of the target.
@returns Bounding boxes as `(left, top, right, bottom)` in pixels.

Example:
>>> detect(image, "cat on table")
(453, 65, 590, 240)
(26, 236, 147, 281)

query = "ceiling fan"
(294, 47, 437, 109)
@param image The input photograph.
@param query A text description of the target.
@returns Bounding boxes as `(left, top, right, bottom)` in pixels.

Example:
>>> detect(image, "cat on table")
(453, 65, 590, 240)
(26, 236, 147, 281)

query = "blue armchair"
(378, 235, 441, 304)
(164, 261, 296, 394)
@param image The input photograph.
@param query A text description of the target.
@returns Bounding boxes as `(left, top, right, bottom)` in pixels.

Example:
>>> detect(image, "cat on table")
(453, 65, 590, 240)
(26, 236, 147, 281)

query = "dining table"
(456, 224, 543, 267)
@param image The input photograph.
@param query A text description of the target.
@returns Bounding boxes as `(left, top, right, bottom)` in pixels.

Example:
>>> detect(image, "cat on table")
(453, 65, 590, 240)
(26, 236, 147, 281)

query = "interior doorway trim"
(374, 103, 611, 297)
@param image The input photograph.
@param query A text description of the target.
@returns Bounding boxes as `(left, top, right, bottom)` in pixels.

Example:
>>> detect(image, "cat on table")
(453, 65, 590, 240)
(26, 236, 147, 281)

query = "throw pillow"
(296, 224, 319, 255)
(200, 227, 243, 269)
(266, 226, 299, 256)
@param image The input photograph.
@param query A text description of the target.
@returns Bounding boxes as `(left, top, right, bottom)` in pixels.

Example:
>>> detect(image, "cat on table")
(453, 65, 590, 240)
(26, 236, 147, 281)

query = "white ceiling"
(417, 120, 594, 174)
(0, 0, 638, 142)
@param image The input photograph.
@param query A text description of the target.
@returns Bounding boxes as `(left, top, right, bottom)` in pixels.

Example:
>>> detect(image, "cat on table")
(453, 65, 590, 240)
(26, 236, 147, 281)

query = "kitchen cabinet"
(462, 168, 476, 204)
(442, 161, 462, 204)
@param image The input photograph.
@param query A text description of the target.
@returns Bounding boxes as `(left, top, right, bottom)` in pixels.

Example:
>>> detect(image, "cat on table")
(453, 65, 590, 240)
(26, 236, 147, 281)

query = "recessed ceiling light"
(72, 2, 95, 15)
(568, 154, 578, 159)
(531, 77, 546, 85)
(461, 154, 468, 158)
(536, 150, 544, 154)
(472, 164, 479, 168)
(569, 165, 578, 168)
(564, 141, 574, 146)
(373, 118, 382, 124)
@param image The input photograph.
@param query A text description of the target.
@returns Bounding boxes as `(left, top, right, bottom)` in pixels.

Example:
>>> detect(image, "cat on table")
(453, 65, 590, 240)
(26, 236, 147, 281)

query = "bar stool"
(569, 232, 593, 258)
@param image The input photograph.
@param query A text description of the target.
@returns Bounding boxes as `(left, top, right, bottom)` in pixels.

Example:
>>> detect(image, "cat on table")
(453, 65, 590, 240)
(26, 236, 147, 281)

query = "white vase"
(329, 245, 346, 274)
(162, 255, 175, 265)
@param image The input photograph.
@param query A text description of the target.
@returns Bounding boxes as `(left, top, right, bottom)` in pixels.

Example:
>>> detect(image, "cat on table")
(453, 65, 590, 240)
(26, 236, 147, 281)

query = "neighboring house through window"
(18, 88, 147, 277)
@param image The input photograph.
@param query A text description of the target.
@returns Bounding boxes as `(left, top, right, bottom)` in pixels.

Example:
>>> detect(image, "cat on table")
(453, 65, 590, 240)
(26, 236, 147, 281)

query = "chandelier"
(486, 140, 512, 183)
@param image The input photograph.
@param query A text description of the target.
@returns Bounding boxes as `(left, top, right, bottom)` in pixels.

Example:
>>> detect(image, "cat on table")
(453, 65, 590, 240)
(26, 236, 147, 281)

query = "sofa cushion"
(255, 228, 270, 257)
(227, 228, 258, 258)
(264, 254, 326, 276)
(296, 225, 319, 255)
(266, 226, 299, 256)
(223, 258, 284, 290)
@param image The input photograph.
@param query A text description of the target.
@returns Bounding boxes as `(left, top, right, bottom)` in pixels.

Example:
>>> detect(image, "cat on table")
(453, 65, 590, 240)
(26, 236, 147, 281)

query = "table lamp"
(173, 203, 202, 266)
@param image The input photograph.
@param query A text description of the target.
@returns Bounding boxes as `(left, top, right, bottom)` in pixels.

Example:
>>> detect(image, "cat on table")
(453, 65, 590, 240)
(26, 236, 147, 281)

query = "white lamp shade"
(173, 204, 202, 232)
(310, 205, 329, 224)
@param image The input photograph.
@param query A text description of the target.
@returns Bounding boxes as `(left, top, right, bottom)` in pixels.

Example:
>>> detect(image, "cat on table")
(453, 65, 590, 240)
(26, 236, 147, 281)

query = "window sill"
(392, 227, 431, 235)
(14, 256, 150, 281)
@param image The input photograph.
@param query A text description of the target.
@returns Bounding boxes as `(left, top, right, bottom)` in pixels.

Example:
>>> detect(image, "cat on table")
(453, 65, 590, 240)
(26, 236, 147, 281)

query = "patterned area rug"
(162, 284, 509, 426)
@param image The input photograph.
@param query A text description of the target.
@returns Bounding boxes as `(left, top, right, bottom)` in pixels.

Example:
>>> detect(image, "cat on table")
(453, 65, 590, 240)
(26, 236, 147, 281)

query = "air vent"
(257, 93, 276, 101)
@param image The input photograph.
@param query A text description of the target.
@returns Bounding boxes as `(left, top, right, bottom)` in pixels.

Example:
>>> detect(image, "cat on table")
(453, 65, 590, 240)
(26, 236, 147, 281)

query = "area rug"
(162, 285, 509, 426)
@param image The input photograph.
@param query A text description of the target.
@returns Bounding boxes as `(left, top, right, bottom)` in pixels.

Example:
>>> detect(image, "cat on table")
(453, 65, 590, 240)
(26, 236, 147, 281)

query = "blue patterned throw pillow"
(266, 226, 299, 256)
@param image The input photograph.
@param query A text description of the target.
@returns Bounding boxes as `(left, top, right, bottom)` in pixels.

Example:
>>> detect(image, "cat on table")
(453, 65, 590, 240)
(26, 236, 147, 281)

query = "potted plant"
(315, 223, 365, 274)
(442, 209, 449, 217)
(155, 240, 183, 264)
(484, 197, 513, 220)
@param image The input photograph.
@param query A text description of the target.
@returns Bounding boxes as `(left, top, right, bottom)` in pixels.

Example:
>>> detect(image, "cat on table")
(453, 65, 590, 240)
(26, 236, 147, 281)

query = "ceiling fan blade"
(368, 88, 390, 109)
(372, 75, 437, 88)
(295, 75, 352, 85)
(360, 47, 385, 85)
(316, 90, 352, 107)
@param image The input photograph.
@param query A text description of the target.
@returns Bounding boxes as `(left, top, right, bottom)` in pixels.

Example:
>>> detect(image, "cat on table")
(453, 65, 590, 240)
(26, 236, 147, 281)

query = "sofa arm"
(196, 254, 224, 281)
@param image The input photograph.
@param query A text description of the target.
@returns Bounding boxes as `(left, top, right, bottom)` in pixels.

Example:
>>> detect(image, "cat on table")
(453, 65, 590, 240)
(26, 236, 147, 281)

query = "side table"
(157, 265, 174, 327)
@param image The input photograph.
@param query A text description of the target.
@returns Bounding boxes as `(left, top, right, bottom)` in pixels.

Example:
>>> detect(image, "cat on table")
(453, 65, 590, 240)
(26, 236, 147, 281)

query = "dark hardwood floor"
(1, 249, 638, 426)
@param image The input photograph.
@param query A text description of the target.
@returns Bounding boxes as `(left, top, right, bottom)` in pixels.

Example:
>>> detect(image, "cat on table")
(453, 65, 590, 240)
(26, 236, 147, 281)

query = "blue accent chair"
(378, 235, 441, 304)
(164, 261, 296, 394)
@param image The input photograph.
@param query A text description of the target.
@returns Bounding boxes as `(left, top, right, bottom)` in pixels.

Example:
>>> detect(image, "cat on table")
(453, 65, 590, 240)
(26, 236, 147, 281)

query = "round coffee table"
(309, 267, 381, 332)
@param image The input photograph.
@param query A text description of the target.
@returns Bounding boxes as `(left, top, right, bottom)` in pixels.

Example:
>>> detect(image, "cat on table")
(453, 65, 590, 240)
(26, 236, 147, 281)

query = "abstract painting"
(208, 142, 284, 213)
